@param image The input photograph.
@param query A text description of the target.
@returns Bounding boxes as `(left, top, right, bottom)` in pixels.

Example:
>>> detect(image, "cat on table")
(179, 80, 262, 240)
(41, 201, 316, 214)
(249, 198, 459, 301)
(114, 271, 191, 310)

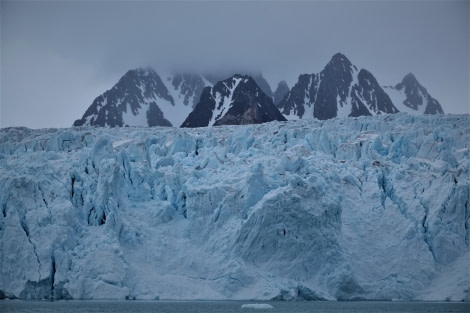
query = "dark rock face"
(73, 69, 208, 128)
(204, 72, 274, 99)
(278, 53, 445, 120)
(181, 75, 286, 128)
(279, 53, 364, 120)
(277, 74, 319, 119)
(350, 69, 398, 117)
(73, 68, 173, 127)
(214, 77, 284, 126)
(179, 87, 216, 128)
(147, 102, 172, 127)
(314, 53, 356, 120)
(393, 73, 444, 114)
(273, 81, 290, 106)
(75, 54, 444, 128)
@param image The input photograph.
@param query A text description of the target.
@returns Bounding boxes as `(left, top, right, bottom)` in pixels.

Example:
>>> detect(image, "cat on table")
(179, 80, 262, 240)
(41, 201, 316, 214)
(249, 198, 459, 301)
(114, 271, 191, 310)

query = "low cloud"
(1, 1, 468, 128)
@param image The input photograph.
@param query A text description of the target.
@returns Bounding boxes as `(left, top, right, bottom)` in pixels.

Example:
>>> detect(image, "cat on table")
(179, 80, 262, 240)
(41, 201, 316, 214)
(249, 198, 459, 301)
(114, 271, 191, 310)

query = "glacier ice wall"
(0, 113, 469, 301)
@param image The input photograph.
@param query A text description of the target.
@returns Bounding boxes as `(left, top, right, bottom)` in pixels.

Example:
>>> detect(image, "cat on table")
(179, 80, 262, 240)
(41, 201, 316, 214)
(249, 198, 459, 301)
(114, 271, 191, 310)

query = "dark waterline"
(0, 300, 469, 313)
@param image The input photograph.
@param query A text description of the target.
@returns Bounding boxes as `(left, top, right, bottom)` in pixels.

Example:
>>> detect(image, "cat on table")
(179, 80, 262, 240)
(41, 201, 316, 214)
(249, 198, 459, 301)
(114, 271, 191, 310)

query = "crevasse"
(0, 113, 468, 301)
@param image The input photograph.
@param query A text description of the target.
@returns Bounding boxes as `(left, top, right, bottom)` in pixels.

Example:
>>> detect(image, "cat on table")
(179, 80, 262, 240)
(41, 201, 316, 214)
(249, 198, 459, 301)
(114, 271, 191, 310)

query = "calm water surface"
(1, 300, 468, 313)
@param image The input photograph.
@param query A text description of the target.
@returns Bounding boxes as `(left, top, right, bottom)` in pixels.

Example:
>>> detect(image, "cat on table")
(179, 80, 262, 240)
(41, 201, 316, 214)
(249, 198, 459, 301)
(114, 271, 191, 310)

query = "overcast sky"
(1, 0, 469, 129)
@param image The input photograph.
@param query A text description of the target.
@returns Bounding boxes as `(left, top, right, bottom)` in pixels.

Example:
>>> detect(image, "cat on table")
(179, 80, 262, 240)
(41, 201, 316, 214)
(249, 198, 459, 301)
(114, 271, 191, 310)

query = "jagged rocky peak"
(203, 71, 273, 99)
(125, 68, 173, 99)
(384, 72, 444, 114)
(73, 67, 174, 127)
(322, 53, 359, 97)
(74, 54, 445, 129)
(277, 73, 317, 119)
(181, 74, 286, 128)
(273, 81, 290, 105)
(350, 68, 398, 116)
(326, 52, 357, 73)
(108, 68, 174, 107)
(278, 52, 403, 121)
(313, 53, 359, 120)
(73, 68, 212, 128)
(399, 73, 419, 88)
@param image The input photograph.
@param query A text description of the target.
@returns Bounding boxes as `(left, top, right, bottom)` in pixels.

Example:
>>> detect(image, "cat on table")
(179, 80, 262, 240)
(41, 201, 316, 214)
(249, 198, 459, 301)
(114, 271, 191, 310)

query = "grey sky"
(1, 0, 469, 128)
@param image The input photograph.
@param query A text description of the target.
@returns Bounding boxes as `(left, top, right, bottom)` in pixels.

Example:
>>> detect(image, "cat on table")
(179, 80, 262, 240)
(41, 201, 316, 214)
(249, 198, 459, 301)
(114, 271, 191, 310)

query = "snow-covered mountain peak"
(398, 72, 418, 88)
(278, 52, 396, 120)
(278, 53, 448, 120)
(74, 54, 446, 129)
(351, 68, 398, 116)
(331, 52, 350, 62)
(129, 67, 173, 102)
(74, 69, 211, 128)
(384, 72, 444, 115)
(73, 67, 174, 128)
(324, 53, 358, 77)
(220, 74, 245, 92)
(181, 74, 286, 128)
(203, 72, 274, 99)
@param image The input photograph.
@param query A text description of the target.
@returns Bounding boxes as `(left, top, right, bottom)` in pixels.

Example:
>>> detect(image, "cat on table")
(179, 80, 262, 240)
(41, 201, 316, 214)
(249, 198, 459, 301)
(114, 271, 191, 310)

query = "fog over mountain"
(1, 1, 468, 128)
(1, 1, 469, 303)
(73, 53, 445, 128)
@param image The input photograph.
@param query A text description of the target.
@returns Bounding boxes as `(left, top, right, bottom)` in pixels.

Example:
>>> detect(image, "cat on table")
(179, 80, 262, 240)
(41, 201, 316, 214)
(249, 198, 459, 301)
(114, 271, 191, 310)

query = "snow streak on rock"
(277, 53, 442, 120)
(0, 114, 468, 301)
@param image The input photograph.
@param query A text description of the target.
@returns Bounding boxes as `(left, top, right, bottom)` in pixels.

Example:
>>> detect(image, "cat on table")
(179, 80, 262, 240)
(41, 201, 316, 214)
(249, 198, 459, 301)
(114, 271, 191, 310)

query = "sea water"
(0, 300, 469, 313)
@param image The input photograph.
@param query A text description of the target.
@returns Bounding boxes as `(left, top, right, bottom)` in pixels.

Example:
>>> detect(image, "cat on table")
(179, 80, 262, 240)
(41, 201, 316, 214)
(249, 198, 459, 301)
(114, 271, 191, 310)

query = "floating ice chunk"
(241, 303, 274, 309)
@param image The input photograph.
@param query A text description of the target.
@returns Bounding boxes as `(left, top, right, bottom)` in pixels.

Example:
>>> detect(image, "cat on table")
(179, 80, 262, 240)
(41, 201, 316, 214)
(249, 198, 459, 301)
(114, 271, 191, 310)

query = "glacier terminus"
(0, 113, 469, 301)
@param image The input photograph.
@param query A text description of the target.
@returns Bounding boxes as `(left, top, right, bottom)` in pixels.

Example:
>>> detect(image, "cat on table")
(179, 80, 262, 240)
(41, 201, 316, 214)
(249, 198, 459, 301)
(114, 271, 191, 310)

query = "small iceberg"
(241, 303, 274, 309)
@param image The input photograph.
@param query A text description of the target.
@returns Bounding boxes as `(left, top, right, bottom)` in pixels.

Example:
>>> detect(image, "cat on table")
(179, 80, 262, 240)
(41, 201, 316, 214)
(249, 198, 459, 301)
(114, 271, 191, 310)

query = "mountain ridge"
(277, 53, 441, 120)
(74, 53, 445, 128)
(73, 69, 208, 128)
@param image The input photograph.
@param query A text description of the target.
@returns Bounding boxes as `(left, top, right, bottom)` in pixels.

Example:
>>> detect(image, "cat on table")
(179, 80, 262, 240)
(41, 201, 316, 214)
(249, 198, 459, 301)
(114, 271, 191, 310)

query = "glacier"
(0, 113, 469, 301)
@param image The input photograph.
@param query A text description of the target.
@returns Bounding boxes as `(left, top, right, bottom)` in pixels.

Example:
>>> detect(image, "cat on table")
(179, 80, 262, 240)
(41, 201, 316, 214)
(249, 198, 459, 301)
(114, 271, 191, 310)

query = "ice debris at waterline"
(241, 303, 274, 309)
(0, 113, 469, 301)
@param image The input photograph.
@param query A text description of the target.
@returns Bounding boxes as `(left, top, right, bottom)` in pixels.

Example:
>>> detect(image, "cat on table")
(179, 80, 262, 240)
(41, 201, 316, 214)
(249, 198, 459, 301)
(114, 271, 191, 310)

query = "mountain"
(273, 81, 289, 105)
(74, 54, 445, 128)
(1, 114, 468, 301)
(181, 74, 286, 128)
(278, 53, 400, 120)
(204, 72, 273, 100)
(73, 69, 209, 127)
(383, 73, 444, 114)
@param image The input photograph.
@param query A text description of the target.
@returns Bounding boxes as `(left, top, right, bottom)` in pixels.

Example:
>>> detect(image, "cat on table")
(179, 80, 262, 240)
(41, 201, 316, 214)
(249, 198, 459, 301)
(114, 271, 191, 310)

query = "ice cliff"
(0, 113, 468, 301)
